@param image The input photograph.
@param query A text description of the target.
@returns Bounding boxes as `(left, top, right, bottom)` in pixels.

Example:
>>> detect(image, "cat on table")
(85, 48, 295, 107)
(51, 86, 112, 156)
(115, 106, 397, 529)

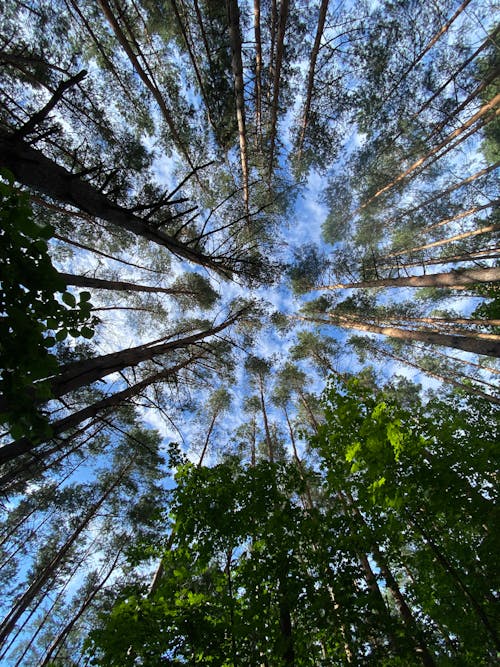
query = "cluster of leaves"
(85, 378, 499, 665)
(0, 171, 96, 439)
(314, 379, 499, 661)
(87, 460, 329, 665)
(471, 282, 500, 322)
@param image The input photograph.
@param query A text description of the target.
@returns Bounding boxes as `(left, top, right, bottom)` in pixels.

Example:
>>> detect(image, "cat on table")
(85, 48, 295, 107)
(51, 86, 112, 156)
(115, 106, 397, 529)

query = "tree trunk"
(0, 420, 103, 491)
(297, 314, 500, 357)
(253, 0, 262, 150)
(192, 0, 214, 74)
(408, 26, 499, 126)
(259, 376, 274, 463)
(254, 0, 262, 149)
(283, 407, 313, 510)
(382, 161, 500, 228)
(412, 515, 500, 651)
(250, 415, 257, 467)
(376, 246, 500, 272)
(384, 225, 500, 259)
(374, 548, 436, 667)
(227, 0, 249, 216)
(342, 492, 436, 666)
(354, 93, 500, 215)
(384, 316, 500, 328)
(0, 308, 242, 420)
(169, 0, 215, 130)
(354, 339, 500, 405)
(421, 199, 498, 233)
(0, 132, 231, 275)
(268, 0, 289, 182)
(278, 571, 295, 667)
(296, 0, 328, 162)
(0, 459, 133, 645)
(315, 266, 500, 290)
(197, 411, 218, 468)
(39, 549, 123, 666)
(59, 271, 199, 297)
(0, 453, 89, 548)
(52, 231, 166, 273)
(66, 0, 138, 108)
(97, 0, 197, 171)
(297, 389, 321, 432)
(12, 535, 100, 667)
(0, 353, 206, 467)
(411, 342, 500, 375)
(425, 69, 499, 145)
(378, 0, 473, 120)
(268, 0, 278, 99)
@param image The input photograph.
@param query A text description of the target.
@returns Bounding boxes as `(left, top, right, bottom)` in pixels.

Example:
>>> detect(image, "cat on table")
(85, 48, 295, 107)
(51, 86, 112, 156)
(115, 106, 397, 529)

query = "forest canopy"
(0, 0, 499, 664)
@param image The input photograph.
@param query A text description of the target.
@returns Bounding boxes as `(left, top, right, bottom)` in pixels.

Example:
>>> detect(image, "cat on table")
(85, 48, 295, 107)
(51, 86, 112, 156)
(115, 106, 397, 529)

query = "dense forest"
(0, 0, 499, 664)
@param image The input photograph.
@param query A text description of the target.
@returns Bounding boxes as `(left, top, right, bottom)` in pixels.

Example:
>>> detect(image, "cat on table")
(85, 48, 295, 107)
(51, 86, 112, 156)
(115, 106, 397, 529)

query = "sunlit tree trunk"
(376, 246, 500, 272)
(297, 314, 500, 357)
(227, 0, 249, 217)
(354, 93, 500, 215)
(383, 225, 500, 259)
(407, 26, 499, 126)
(382, 161, 500, 228)
(315, 266, 500, 289)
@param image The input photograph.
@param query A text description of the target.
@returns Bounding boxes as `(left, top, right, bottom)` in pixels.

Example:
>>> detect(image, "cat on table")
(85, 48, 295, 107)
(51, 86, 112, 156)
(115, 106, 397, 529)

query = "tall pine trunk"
(0, 459, 133, 645)
(297, 314, 500, 357)
(0, 353, 205, 466)
(0, 132, 230, 275)
(314, 266, 500, 290)
(296, 0, 328, 162)
(227, 0, 249, 216)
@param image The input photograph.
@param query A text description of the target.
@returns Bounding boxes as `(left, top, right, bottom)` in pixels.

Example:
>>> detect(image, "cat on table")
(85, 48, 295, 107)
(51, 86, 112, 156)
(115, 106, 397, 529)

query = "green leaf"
(62, 292, 77, 307)
(80, 326, 94, 339)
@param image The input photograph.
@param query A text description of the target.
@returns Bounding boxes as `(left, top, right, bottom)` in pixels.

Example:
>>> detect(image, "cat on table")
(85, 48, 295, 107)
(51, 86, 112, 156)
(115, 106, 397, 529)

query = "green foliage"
(0, 171, 96, 439)
(299, 295, 332, 314)
(471, 282, 500, 321)
(478, 37, 500, 163)
(86, 374, 500, 664)
(88, 459, 356, 665)
(313, 377, 499, 661)
(321, 173, 354, 244)
(170, 272, 219, 310)
(287, 244, 329, 295)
